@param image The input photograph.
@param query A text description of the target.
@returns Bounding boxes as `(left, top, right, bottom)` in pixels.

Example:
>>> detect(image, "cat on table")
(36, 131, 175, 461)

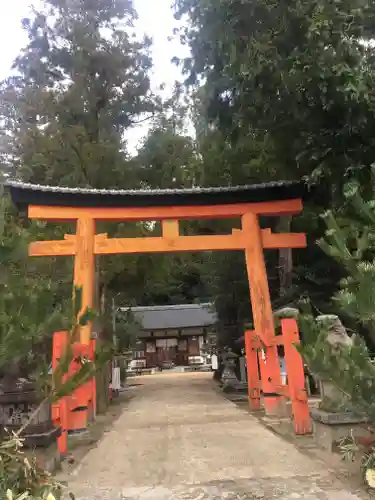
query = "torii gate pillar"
(74, 218, 95, 345)
(243, 212, 283, 414)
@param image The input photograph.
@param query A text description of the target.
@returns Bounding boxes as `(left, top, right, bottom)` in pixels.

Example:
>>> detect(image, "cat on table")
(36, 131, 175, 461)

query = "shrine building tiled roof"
(123, 303, 217, 331)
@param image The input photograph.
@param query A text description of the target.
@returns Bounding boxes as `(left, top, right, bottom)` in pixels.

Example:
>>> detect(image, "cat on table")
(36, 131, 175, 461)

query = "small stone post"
(239, 352, 247, 384)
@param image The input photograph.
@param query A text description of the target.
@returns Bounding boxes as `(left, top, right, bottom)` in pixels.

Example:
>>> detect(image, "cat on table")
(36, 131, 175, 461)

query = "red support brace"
(254, 329, 282, 411)
(66, 342, 94, 432)
(281, 318, 312, 435)
(243, 321, 312, 435)
(244, 330, 261, 410)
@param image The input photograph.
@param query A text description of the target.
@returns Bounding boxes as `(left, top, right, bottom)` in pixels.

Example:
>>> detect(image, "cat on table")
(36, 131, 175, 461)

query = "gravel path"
(66, 372, 366, 499)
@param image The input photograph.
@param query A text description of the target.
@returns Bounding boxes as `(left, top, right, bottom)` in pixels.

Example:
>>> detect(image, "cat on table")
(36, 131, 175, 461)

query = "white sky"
(0, 0, 189, 153)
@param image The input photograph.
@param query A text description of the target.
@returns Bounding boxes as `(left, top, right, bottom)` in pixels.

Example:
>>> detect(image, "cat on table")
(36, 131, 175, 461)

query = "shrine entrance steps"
(65, 372, 364, 500)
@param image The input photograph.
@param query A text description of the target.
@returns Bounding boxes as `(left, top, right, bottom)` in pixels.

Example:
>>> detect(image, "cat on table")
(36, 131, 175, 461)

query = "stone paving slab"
(66, 373, 366, 500)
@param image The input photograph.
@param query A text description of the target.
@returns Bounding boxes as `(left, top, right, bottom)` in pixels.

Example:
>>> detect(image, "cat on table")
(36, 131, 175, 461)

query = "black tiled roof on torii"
(5, 180, 310, 209)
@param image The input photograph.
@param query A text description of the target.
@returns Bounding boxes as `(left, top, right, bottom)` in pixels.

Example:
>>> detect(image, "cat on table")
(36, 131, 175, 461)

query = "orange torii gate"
(7, 180, 312, 441)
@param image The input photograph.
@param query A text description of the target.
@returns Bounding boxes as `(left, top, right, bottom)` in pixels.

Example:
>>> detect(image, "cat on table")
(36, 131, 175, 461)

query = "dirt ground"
(61, 372, 372, 500)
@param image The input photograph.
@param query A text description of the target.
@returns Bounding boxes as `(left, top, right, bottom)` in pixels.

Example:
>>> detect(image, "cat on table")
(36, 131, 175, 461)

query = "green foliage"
(0, 272, 100, 498)
(173, 0, 375, 331)
(298, 311, 375, 483)
(0, 184, 108, 497)
(4, 0, 375, 410)
(298, 179, 375, 382)
(0, 0, 213, 330)
(0, 190, 68, 378)
(319, 180, 375, 343)
(136, 124, 198, 189)
(298, 314, 375, 416)
(0, 434, 61, 499)
(176, 0, 375, 187)
(0, 0, 155, 188)
(0, 285, 109, 497)
(297, 183, 375, 479)
(114, 308, 142, 353)
(36, 286, 112, 406)
(201, 250, 252, 346)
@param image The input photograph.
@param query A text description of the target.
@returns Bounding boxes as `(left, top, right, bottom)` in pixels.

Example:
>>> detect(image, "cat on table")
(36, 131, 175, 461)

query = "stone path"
(66, 372, 366, 499)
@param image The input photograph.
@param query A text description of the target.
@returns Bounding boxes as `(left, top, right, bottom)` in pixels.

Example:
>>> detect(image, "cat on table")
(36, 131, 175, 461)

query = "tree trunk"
(277, 216, 293, 298)
(94, 259, 111, 415)
(95, 257, 101, 314)
(96, 361, 111, 414)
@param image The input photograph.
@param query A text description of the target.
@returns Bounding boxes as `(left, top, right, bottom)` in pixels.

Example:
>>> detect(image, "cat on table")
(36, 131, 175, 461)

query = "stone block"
(27, 440, 61, 473)
(311, 408, 369, 452)
(265, 398, 291, 419)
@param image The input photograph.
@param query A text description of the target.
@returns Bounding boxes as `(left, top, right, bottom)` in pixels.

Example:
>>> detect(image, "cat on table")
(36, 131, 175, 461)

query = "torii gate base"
(245, 317, 311, 435)
(52, 331, 96, 454)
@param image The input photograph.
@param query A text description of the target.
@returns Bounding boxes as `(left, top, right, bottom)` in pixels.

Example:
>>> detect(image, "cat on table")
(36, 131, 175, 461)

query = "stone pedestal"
(311, 407, 369, 452)
(28, 442, 61, 473)
(0, 380, 60, 448)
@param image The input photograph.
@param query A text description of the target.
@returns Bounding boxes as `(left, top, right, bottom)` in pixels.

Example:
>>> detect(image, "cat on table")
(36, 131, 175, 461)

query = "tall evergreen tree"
(137, 123, 197, 189)
(0, 0, 155, 188)
(173, 0, 375, 330)
(0, 190, 66, 380)
(176, 0, 375, 189)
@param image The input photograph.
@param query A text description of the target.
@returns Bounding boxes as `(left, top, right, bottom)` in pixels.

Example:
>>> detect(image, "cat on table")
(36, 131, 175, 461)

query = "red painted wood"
(52, 332, 97, 452)
(242, 213, 283, 414)
(255, 330, 283, 413)
(35, 196, 308, 437)
(244, 330, 261, 410)
(67, 343, 94, 431)
(28, 198, 304, 221)
(281, 318, 312, 435)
